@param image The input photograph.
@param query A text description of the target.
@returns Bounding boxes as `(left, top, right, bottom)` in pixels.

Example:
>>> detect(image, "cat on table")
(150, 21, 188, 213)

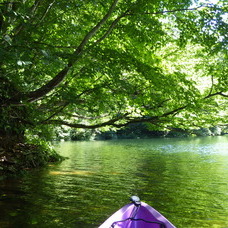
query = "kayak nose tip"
(130, 196, 141, 206)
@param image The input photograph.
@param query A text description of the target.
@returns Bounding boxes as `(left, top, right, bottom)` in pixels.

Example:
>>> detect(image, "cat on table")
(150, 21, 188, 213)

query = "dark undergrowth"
(0, 143, 64, 176)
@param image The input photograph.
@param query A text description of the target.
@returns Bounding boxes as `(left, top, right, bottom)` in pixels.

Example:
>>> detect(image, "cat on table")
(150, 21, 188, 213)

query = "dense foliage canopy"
(0, 0, 227, 147)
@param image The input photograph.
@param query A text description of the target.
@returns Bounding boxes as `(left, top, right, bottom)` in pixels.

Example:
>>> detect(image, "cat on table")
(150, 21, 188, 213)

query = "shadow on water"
(0, 136, 228, 227)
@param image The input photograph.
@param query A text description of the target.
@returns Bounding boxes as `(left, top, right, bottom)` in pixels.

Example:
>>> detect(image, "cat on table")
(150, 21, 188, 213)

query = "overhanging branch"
(44, 113, 131, 129)
(43, 104, 189, 129)
(204, 91, 228, 99)
(41, 85, 228, 129)
(19, 0, 120, 103)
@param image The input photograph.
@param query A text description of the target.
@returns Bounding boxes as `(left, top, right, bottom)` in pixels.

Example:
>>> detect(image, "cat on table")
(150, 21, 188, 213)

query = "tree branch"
(34, 0, 56, 27)
(204, 91, 228, 99)
(44, 113, 130, 129)
(70, 0, 119, 62)
(208, 74, 214, 97)
(40, 102, 69, 124)
(94, 10, 130, 45)
(21, 0, 119, 103)
(43, 104, 189, 129)
(26, 67, 70, 102)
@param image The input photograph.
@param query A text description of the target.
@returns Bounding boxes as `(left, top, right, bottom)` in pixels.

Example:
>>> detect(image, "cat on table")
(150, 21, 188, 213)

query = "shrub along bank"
(0, 142, 63, 175)
(55, 123, 228, 141)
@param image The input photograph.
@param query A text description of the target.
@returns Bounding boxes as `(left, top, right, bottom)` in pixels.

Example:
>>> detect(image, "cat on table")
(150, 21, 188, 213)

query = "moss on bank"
(0, 143, 64, 175)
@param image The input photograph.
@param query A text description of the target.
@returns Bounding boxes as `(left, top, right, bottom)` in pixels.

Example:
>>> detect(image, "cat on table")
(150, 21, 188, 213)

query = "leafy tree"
(0, 0, 227, 161)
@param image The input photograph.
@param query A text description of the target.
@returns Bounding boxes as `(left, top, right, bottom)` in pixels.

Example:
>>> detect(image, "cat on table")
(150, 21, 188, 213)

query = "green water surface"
(0, 136, 228, 227)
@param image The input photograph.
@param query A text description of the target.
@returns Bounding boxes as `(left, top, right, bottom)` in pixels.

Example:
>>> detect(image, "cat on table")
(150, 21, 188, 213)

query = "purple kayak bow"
(99, 196, 176, 228)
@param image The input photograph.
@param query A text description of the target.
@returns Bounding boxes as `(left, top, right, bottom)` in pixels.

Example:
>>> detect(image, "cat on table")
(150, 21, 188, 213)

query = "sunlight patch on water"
(49, 170, 95, 175)
(49, 170, 123, 176)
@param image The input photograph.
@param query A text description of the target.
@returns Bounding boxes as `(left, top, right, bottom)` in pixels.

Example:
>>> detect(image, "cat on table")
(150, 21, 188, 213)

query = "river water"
(0, 136, 228, 227)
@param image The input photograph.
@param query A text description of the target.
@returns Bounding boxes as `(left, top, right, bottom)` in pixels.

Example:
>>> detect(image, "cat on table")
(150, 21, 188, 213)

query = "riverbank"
(0, 143, 64, 175)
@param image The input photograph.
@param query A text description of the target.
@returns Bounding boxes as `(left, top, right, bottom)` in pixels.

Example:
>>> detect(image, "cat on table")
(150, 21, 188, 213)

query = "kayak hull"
(99, 202, 176, 228)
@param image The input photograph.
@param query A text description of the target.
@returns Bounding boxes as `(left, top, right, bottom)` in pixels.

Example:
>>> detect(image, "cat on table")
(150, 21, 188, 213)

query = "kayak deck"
(99, 197, 176, 228)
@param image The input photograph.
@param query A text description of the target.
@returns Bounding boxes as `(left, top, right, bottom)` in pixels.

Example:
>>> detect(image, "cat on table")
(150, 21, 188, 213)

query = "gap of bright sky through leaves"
(196, 0, 228, 22)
